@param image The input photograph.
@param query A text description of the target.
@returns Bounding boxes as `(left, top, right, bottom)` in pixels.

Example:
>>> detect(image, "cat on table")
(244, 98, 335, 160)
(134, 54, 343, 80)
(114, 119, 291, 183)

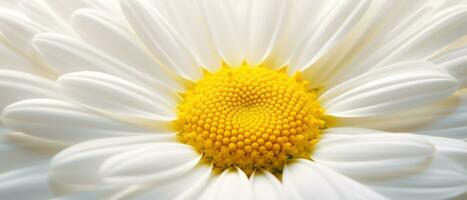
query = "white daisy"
(0, 0, 467, 199)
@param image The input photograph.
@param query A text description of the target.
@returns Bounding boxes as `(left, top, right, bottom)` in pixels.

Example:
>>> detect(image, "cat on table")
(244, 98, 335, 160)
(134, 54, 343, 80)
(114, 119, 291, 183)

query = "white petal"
(57, 71, 177, 129)
(0, 9, 48, 57)
(334, 90, 467, 139)
(0, 138, 50, 173)
(283, 159, 387, 200)
(198, 168, 253, 200)
(197, 0, 248, 67)
(18, 0, 75, 34)
(320, 61, 458, 117)
(250, 170, 284, 200)
(299, 0, 398, 87)
(431, 46, 467, 88)
(31, 32, 171, 90)
(70, 8, 185, 91)
(313, 131, 435, 181)
(0, 10, 57, 78)
(147, 0, 221, 72)
(367, 156, 467, 200)
(245, 0, 285, 65)
(100, 143, 201, 184)
(376, 7, 467, 66)
(50, 135, 175, 193)
(112, 165, 212, 200)
(45, 0, 121, 22)
(0, 70, 61, 110)
(2, 99, 156, 143)
(288, 0, 370, 72)
(0, 42, 47, 76)
(421, 136, 467, 169)
(266, 0, 336, 69)
(0, 164, 53, 200)
(120, 0, 202, 80)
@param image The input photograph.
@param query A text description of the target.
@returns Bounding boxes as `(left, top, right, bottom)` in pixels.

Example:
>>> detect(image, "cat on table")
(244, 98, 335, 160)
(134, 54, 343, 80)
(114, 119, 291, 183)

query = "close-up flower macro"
(1, 0, 467, 199)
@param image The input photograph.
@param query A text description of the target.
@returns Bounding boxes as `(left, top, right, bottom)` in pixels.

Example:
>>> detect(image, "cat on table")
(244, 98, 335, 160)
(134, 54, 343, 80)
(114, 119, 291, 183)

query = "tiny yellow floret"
(177, 64, 325, 175)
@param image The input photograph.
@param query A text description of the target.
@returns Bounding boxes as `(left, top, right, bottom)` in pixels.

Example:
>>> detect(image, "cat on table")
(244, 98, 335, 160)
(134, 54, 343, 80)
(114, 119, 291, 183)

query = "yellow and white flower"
(0, 0, 467, 199)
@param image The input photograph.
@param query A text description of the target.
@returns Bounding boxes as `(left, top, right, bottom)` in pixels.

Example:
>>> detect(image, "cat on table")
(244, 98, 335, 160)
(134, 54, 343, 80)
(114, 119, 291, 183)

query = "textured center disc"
(177, 64, 325, 175)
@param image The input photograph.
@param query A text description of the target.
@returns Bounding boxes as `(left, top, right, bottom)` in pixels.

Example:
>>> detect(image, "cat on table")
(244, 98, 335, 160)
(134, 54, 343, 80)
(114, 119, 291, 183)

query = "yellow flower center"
(177, 64, 325, 175)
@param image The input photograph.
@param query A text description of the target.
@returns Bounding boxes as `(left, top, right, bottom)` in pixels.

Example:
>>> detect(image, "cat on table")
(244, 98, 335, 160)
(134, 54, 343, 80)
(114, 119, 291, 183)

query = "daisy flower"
(0, 0, 467, 199)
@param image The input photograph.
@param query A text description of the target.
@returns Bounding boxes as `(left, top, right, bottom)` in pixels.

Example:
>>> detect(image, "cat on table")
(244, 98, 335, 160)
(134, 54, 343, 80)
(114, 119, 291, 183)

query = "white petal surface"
(147, 0, 221, 72)
(288, 0, 370, 72)
(31, 32, 173, 91)
(19, 0, 75, 34)
(299, 0, 397, 86)
(0, 9, 45, 53)
(245, 0, 285, 65)
(0, 137, 50, 173)
(198, 168, 252, 200)
(70, 8, 184, 91)
(320, 61, 458, 117)
(376, 7, 467, 67)
(58, 71, 177, 130)
(422, 136, 467, 169)
(0, 70, 61, 110)
(2, 99, 155, 143)
(50, 135, 175, 193)
(0, 42, 47, 76)
(100, 143, 201, 184)
(112, 165, 212, 200)
(313, 131, 435, 181)
(335, 90, 467, 139)
(432, 46, 467, 88)
(197, 0, 248, 67)
(251, 170, 284, 200)
(0, 164, 53, 200)
(120, 0, 202, 80)
(266, 0, 336, 69)
(367, 157, 467, 200)
(283, 159, 387, 200)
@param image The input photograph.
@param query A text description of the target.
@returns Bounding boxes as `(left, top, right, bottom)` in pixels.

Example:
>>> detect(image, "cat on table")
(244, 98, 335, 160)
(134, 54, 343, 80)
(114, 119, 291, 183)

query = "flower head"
(0, 0, 467, 200)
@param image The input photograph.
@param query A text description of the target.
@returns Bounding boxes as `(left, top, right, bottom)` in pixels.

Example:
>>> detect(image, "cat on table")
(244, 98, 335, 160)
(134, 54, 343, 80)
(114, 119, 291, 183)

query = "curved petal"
(251, 170, 284, 200)
(100, 143, 201, 184)
(0, 164, 53, 200)
(283, 159, 387, 200)
(431, 46, 467, 88)
(422, 136, 467, 169)
(70, 8, 184, 91)
(196, 0, 248, 67)
(147, 0, 221, 72)
(50, 135, 175, 193)
(245, 0, 286, 65)
(120, 0, 202, 80)
(334, 90, 467, 140)
(367, 156, 467, 200)
(111, 165, 212, 200)
(288, 0, 370, 72)
(0, 136, 51, 173)
(57, 71, 177, 130)
(266, 0, 336, 69)
(2, 99, 157, 144)
(375, 6, 467, 67)
(31, 32, 173, 91)
(0, 8, 56, 78)
(299, 0, 399, 87)
(198, 168, 253, 200)
(320, 61, 458, 117)
(313, 131, 435, 181)
(18, 0, 75, 34)
(0, 70, 61, 110)
(0, 42, 47, 76)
